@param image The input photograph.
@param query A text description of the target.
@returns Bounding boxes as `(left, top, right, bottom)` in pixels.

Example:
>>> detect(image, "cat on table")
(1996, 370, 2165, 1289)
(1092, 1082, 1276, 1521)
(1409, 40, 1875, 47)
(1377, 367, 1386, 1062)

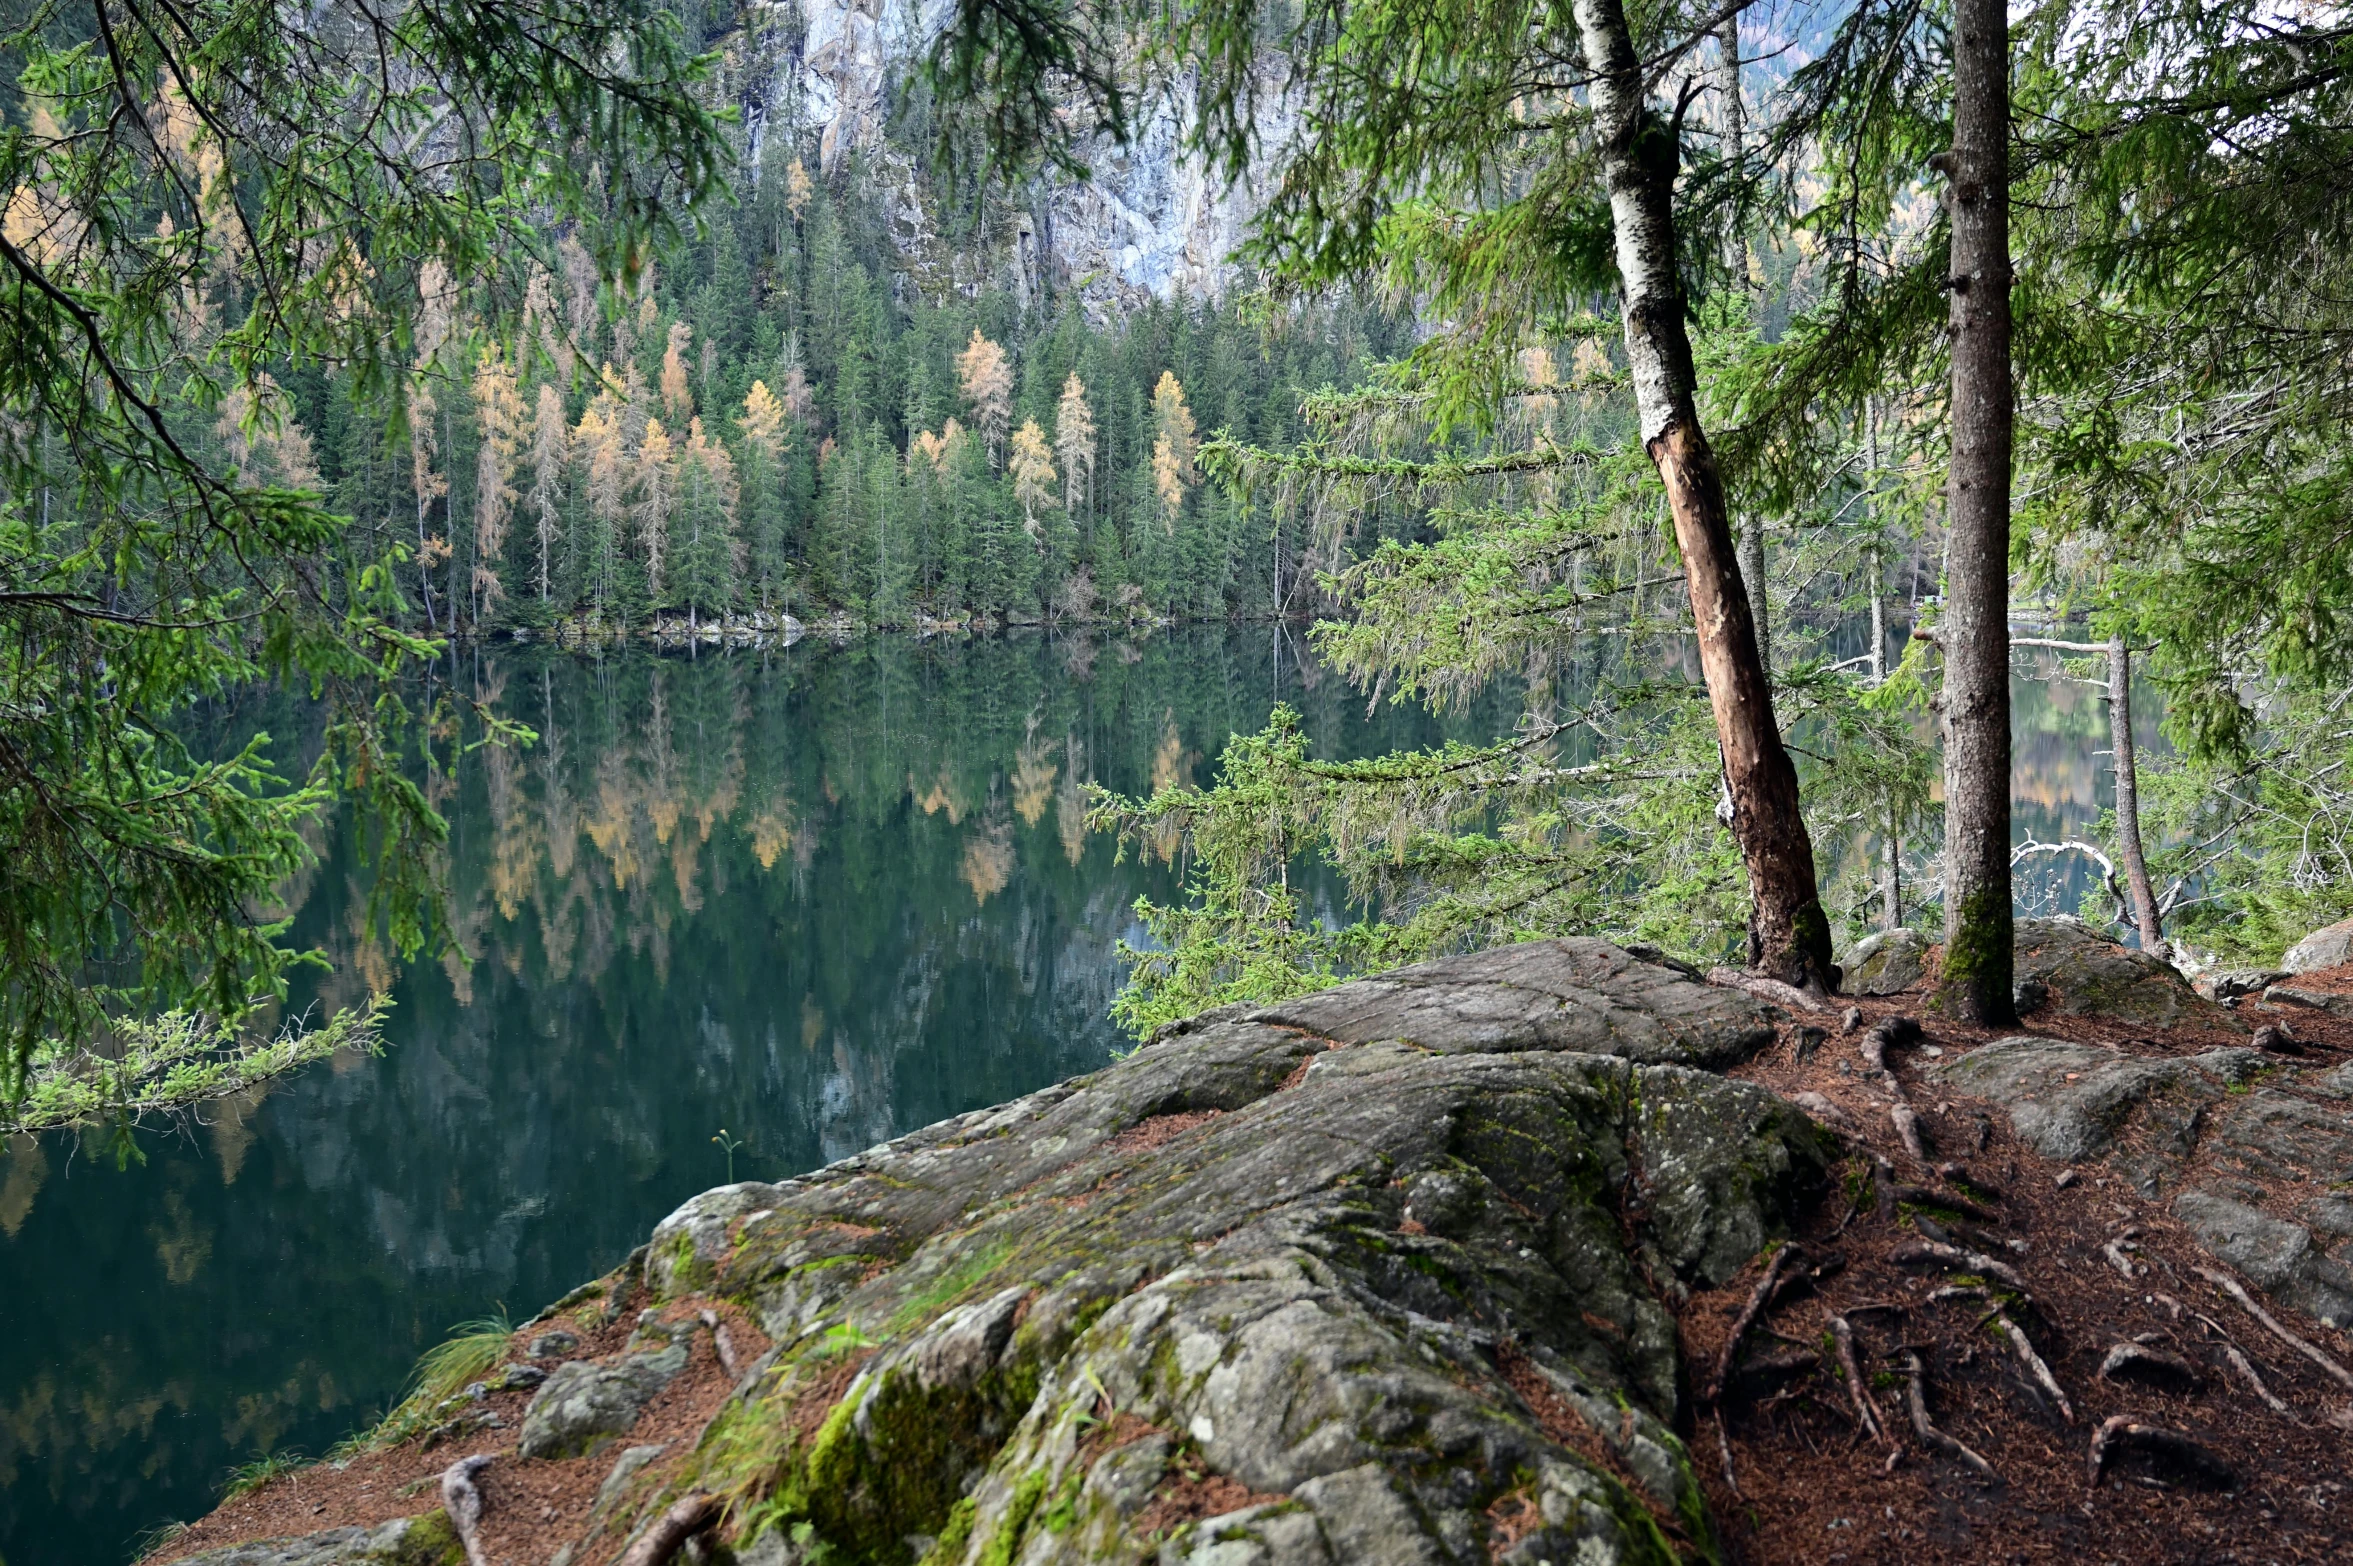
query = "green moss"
(886, 1239, 1018, 1335)
(1933, 888, 2015, 1022)
(662, 1228, 710, 1294)
(979, 1468, 1049, 1566)
(382, 1509, 469, 1566)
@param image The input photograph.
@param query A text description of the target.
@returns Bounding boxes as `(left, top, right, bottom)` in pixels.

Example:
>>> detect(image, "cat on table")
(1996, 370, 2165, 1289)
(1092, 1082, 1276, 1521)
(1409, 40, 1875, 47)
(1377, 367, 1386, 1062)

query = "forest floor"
(1695, 962, 2353, 1565)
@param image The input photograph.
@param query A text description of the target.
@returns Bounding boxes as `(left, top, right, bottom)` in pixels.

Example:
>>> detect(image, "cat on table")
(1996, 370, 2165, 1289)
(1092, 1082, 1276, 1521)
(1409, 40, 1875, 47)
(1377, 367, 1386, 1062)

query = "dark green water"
(0, 626, 1517, 1566)
(0, 627, 2146, 1565)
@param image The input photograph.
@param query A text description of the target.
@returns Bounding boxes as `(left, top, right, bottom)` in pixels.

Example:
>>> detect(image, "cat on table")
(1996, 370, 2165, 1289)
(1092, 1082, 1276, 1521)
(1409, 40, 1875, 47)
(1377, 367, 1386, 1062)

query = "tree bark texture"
(2107, 634, 2164, 954)
(1575, 0, 1833, 988)
(1935, 0, 2016, 1024)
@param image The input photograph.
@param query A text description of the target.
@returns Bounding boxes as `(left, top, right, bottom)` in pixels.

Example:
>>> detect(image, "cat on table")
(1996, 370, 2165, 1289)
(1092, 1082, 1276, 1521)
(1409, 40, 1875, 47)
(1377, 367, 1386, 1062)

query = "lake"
(0, 626, 2147, 1564)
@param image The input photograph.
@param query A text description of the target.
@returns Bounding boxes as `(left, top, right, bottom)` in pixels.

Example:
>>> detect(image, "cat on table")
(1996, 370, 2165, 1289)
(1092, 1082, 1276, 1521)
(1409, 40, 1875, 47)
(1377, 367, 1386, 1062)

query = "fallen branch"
(1707, 966, 1832, 1013)
(1829, 1315, 1897, 1453)
(1707, 1245, 1805, 1406)
(1889, 1237, 2028, 1293)
(1993, 1312, 2075, 1423)
(1902, 1351, 1996, 1480)
(2086, 1416, 2236, 1491)
(615, 1491, 725, 1566)
(2194, 1267, 2353, 1392)
(439, 1454, 493, 1566)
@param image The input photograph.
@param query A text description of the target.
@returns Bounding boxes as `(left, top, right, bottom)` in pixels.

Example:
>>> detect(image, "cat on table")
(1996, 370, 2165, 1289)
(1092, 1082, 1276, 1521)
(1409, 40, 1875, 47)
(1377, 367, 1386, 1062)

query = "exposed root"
(2087, 1416, 2237, 1491)
(615, 1491, 723, 1566)
(1902, 1350, 1997, 1480)
(1714, 1409, 1738, 1497)
(1888, 1237, 2029, 1293)
(1887, 1184, 2003, 1224)
(1829, 1315, 1897, 1454)
(2096, 1342, 2199, 1391)
(1891, 1102, 1929, 1162)
(1707, 966, 1832, 1013)
(438, 1454, 493, 1566)
(2194, 1266, 2353, 1392)
(2219, 1343, 2296, 1420)
(1858, 1015, 1922, 1074)
(1992, 1311, 2075, 1424)
(1707, 1244, 1805, 1406)
(2101, 1238, 2141, 1279)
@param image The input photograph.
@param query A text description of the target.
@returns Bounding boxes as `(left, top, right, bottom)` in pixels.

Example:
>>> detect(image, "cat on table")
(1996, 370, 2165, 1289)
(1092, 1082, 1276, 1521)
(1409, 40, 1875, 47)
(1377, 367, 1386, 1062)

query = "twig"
(1708, 1244, 1805, 1406)
(2194, 1266, 2353, 1391)
(1903, 1351, 1996, 1479)
(1715, 1409, 1739, 1496)
(615, 1491, 724, 1566)
(1829, 1315, 1897, 1453)
(439, 1454, 493, 1566)
(1993, 1311, 2075, 1423)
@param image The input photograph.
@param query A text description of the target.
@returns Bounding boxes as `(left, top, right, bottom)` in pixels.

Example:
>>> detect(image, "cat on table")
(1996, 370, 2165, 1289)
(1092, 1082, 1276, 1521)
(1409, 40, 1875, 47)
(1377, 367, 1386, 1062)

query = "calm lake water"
(0, 626, 2146, 1565)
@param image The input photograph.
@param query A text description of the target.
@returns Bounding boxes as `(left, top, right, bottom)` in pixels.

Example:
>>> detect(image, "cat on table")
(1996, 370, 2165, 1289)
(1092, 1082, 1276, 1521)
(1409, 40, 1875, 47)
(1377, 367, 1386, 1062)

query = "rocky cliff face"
(718, 0, 1284, 312)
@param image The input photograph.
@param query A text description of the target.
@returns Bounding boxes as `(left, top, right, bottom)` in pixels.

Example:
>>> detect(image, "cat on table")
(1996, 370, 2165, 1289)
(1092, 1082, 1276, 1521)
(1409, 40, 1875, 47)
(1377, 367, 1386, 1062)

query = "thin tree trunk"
(1575, 0, 1833, 989)
(1934, 0, 2016, 1024)
(1720, 19, 1770, 676)
(2107, 634, 2163, 955)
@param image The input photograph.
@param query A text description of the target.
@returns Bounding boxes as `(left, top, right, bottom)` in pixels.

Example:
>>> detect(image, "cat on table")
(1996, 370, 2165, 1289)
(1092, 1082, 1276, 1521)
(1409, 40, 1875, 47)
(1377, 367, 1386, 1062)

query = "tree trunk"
(2107, 634, 2164, 955)
(1933, 0, 2016, 1023)
(1721, 19, 1770, 676)
(1575, 0, 1833, 989)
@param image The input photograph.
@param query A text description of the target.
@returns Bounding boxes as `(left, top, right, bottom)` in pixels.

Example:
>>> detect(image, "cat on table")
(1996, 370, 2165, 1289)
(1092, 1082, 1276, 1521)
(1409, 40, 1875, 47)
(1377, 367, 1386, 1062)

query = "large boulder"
(516, 1325, 692, 1459)
(1936, 1035, 2353, 1329)
(1841, 928, 1931, 996)
(2282, 916, 2353, 975)
(2010, 916, 2243, 1031)
(631, 940, 1823, 1564)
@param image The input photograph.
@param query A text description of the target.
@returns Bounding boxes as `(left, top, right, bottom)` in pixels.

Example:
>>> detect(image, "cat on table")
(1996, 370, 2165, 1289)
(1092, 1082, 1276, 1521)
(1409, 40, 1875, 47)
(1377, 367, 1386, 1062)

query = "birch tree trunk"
(1934, 0, 2017, 1023)
(2108, 635, 2164, 955)
(1575, 0, 1834, 988)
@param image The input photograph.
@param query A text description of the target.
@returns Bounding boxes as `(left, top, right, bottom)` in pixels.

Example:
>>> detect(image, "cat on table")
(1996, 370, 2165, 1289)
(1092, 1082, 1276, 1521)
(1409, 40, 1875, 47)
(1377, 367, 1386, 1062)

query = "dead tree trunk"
(2107, 634, 2164, 955)
(1932, 0, 2016, 1023)
(1573, 0, 1832, 988)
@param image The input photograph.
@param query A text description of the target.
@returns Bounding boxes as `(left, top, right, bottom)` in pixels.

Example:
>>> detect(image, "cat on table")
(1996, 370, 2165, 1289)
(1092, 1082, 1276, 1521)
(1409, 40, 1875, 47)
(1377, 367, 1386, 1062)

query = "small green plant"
(714, 1127, 747, 1183)
(128, 1519, 189, 1562)
(221, 1449, 308, 1501)
(369, 1310, 515, 1446)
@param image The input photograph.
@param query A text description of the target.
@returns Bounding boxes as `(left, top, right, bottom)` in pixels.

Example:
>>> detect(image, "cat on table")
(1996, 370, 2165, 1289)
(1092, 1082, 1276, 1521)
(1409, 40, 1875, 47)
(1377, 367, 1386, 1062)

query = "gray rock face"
(635, 939, 1823, 1563)
(1935, 1035, 2353, 1329)
(1843, 928, 1931, 995)
(2282, 916, 2353, 975)
(172, 1515, 460, 1566)
(2265, 983, 2353, 1021)
(517, 1333, 691, 1459)
(2011, 917, 2243, 1031)
(1249, 937, 1778, 1067)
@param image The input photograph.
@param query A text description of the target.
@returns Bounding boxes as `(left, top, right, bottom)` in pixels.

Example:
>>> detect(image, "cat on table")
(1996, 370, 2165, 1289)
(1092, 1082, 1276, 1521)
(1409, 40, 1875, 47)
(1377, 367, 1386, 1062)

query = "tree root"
(2195, 1266, 2353, 1392)
(1707, 966, 1832, 1013)
(2086, 1416, 2236, 1491)
(1707, 1244, 1805, 1406)
(615, 1491, 724, 1566)
(2218, 1343, 2296, 1420)
(1829, 1315, 1897, 1454)
(1714, 1409, 1738, 1496)
(1891, 1102, 1929, 1162)
(1889, 1237, 2028, 1292)
(1992, 1311, 2074, 1423)
(1902, 1351, 1996, 1479)
(2101, 1238, 2141, 1279)
(1858, 1015, 1922, 1073)
(1887, 1184, 2003, 1224)
(439, 1454, 493, 1566)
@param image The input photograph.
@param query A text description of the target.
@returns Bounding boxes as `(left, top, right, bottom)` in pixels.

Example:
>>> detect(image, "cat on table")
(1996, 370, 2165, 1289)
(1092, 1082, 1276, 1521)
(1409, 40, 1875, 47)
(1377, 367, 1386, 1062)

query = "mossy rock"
(2011, 917, 2243, 1031)
(1841, 928, 1931, 996)
(171, 1513, 463, 1566)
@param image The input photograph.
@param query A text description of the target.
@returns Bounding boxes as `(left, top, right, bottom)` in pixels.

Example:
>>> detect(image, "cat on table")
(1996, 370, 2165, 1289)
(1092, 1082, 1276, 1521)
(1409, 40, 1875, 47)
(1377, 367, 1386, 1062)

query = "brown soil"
(1100, 1110, 1223, 1155)
(148, 1280, 769, 1566)
(1130, 1464, 1285, 1539)
(1696, 963, 2353, 1564)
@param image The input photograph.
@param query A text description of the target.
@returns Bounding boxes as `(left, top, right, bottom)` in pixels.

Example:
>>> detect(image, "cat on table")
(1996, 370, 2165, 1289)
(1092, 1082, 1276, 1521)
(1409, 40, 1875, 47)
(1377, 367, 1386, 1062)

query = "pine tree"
(673, 416, 743, 625)
(575, 392, 630, 617)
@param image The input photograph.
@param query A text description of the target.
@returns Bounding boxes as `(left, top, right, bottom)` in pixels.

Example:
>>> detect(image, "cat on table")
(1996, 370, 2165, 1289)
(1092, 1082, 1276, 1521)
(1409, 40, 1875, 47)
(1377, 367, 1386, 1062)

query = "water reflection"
(0, 626, 1515, 1565)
